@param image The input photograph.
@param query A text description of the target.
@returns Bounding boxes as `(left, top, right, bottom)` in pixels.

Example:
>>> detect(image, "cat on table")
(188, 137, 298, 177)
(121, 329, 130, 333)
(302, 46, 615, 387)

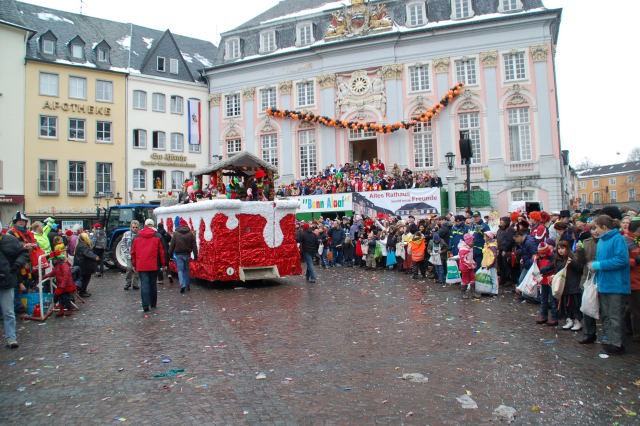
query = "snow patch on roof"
(181, 51, 193, 63)
(35, 12, 74, 25)
(55, 58, 96, 68)
(142, 37, 153, 49)
(193, 53, 212, 67)
(261, 1, 349, 25)
(116, 35, 131, 50)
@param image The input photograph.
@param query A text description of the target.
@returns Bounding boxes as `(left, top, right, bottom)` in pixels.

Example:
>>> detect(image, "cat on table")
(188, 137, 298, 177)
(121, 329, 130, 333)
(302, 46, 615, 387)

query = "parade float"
(153, 152, 301, 283)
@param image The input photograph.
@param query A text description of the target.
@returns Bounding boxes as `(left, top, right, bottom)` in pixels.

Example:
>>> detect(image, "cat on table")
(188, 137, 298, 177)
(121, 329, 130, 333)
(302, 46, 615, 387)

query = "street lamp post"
(445, 152, 456, 215)
(114, 192, 123, 205)
(459, 131, 472, 213)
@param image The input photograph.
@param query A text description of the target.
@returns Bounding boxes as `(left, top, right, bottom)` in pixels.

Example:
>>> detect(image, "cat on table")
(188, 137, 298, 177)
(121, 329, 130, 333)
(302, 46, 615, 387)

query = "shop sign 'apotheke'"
(42, 101, 111, 116)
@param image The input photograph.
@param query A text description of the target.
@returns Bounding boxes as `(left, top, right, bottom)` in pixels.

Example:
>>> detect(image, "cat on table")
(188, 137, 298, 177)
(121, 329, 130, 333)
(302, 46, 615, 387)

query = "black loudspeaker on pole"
(459, 131, 473, 213)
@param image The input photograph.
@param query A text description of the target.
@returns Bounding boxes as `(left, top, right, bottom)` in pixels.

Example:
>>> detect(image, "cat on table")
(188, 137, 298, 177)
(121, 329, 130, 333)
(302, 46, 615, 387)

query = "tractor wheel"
(112, 234, 128, 271)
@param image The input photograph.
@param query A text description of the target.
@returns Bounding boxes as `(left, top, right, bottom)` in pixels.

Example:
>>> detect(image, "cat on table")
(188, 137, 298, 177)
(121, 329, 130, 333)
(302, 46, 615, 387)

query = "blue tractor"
(102, 204, 157, 270)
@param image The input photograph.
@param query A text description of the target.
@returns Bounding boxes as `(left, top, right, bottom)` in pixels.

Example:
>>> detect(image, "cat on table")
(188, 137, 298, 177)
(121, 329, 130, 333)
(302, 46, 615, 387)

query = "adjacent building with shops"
(576, 161, 640, 211)
(10, 1, 215, 222)
(203, 0, 565, 212)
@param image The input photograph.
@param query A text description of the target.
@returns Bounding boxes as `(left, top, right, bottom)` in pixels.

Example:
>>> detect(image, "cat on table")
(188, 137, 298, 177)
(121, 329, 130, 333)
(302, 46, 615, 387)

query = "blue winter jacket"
(449, 224, 469, 255)
(517, 234, 538, 270)
(472, 220, 490, 252)
(592, 229, 631, 294)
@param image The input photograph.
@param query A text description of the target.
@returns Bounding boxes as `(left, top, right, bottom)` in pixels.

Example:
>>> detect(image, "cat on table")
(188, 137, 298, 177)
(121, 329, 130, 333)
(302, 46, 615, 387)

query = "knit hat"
(302, 223, 310, 230)
(65, 229, 73, 237)
(537, 241, 552, 255)
(432, 232, 441, 242)
(179, 218, 189, 228)
(93, 223, 102, 228)
(484, 231, 496, 240)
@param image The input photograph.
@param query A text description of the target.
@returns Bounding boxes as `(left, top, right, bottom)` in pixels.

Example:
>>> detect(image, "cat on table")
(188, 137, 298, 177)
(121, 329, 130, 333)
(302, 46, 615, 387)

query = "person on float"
(169, 218, 198, 294)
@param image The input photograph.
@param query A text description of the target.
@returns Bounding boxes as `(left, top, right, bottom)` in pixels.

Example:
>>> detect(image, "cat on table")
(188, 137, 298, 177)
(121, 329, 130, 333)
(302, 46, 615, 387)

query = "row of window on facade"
(132, 90, 199, 114)
(222, 52, 527, 118)
(224, 106, 533, 177)
(40, 72, 113, 101)
(132, 129, 201, 153)
(38, 160, 113, 195)
(579, 189, 637, 205)
(224, 0, 524, 60)
(578, 176, 635, 189)
(39, 115, 113, 143)
(39, 73, 200, 115)
(132, 169, 187, 191)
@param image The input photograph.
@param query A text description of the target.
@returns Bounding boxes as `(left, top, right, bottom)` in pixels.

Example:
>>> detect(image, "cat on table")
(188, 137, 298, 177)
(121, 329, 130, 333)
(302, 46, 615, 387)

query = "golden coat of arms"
(326, 0, 392, 38)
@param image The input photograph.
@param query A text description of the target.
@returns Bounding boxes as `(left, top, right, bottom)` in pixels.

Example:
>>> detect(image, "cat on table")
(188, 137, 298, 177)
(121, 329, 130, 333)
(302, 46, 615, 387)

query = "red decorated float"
(154, 152, 301, 282)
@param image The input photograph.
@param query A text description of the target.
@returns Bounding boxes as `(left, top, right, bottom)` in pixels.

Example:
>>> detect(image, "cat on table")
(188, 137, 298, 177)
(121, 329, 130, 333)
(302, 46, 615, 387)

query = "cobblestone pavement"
(1, 265, 639, 425)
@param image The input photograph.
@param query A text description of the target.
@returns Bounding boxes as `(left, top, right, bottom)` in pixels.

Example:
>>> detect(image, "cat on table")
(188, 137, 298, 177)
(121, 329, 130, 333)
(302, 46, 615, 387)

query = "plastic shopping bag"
(580, 272, 599, 319)
(446, 258, 461, 284)
(395, 242, 405, 259)
(475, 267, 499, 295)
(551, 266, 567, 300)
(386, 250, 397, 267)
(317, 243, 324, 256)
(517, 263, 540, 299)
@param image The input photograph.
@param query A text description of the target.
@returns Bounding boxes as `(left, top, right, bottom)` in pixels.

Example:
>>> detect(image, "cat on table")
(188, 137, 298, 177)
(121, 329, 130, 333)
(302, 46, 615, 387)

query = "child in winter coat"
(458, 233, 477, 298)
(409, 232, 427, 279)
(343, 237, 355, 267)
(554, 240, 583, 331)
(43, 238, 76, 316)
(427, 233, 446, 283)
(536, 241, 558, 326)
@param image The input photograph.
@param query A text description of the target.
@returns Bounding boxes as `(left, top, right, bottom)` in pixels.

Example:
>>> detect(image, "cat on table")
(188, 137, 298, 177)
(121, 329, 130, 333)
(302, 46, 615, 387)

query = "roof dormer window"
(97, 48, 109, 62)
(451, 0, 474, 19)
(40, 31, 57, 56)
(94, 40, 111, 64)
(157, 56, 166, 72)
(407, 1, 427, 27)
(260, 30, 277, 54)
(225, 37, 241, 60)
(296, 22, 314, 46)
(499, 0, 523, 12)
(68, 36, 85, 61)
(71, 44, 83, 59)
(43, 38, 55, 55)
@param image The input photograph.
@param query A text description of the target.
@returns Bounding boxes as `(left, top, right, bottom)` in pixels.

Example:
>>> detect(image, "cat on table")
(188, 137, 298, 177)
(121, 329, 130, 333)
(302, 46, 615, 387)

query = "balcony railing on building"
(68, 179, 88, 196)
(95, 180, 116, 196)
(38, 179, 59, 195)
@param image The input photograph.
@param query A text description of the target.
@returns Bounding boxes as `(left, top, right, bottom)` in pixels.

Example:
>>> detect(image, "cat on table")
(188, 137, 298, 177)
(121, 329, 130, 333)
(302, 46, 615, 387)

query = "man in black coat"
(0, 232, 30, 348)
(296, 223, 320, 283)
(327, 220, 346, 267)
(497, 216, 517, 287)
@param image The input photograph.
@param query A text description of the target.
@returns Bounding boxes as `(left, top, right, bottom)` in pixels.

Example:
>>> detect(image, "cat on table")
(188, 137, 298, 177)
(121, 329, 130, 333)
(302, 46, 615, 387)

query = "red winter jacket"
(44, 260, 76, 295)
(131, 227, 165, 272)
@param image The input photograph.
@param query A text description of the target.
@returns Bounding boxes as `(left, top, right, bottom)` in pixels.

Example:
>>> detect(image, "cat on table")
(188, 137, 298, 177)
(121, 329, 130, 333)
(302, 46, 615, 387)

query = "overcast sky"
(19, 0, 638, 168)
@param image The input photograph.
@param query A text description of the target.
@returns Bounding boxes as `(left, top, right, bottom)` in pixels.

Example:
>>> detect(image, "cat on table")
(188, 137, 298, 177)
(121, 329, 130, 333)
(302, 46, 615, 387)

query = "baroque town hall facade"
(0, 0, 566, 221)
(204, 0, 566, 212)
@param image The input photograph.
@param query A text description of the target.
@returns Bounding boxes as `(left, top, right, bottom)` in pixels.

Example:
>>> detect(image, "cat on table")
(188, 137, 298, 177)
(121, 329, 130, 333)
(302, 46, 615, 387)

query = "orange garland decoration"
(266, 83, 464, 134)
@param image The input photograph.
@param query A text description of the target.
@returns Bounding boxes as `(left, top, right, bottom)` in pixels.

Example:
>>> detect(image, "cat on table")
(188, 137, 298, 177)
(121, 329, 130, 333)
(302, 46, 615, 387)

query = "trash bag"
(551, 265, 567, 300)
(516, 263, 540, 299)
(475, 267, 499, 295)
(580, 272, 599, 319)
(446, 258, 461, 284)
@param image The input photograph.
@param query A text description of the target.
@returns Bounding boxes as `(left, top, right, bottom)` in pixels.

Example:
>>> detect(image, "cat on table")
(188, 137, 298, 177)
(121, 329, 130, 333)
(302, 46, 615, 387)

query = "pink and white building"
(203, 0, 565, 212)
